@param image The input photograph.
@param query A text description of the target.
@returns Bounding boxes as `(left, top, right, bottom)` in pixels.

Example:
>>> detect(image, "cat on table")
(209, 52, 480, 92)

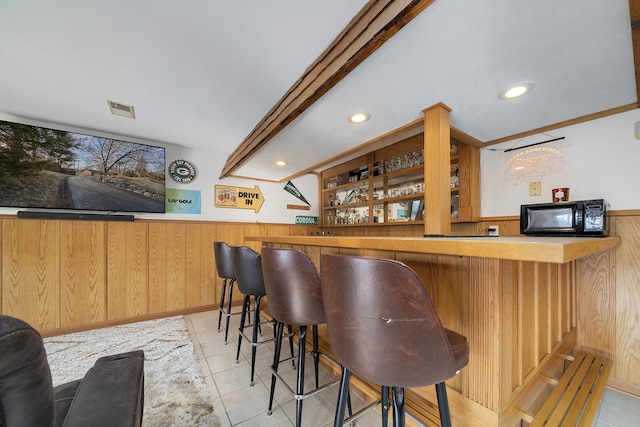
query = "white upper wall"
(480, 108, 640, 217)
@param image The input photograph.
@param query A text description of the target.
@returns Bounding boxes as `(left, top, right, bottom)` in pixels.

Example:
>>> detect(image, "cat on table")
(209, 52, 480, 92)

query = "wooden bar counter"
(246, 235, 621, 426)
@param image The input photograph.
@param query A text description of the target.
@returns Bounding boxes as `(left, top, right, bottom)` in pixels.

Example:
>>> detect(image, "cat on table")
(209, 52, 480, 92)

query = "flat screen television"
(0, 119, 166, 214)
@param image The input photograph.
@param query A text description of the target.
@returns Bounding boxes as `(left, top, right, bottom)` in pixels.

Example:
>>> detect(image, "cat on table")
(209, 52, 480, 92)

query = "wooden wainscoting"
(0, 216, 317, 335)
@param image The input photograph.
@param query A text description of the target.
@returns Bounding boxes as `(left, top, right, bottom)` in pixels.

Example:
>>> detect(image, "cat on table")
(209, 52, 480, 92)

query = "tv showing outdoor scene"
(0, 119, 166, 213)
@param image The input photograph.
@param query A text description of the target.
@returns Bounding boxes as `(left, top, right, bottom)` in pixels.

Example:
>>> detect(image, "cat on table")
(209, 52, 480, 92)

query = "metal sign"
(295, 216, 318, 225)
(215, 185, 264, 213)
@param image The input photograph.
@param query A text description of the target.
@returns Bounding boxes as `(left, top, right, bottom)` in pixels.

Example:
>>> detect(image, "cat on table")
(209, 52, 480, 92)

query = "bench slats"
(563, 354, 605, 425)
(530, 351, 611, 427)
(577, 357, 612, 426)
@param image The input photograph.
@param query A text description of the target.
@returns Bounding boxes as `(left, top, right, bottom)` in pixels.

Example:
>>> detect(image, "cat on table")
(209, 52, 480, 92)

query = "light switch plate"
(529, 181, 541, 196)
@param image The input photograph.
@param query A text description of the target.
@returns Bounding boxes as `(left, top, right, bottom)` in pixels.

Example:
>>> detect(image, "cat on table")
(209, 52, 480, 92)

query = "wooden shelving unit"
(319, 103, 480, 235)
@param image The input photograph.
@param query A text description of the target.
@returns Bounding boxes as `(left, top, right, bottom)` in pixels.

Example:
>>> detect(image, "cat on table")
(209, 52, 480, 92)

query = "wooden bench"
(526, 351, 612, 426)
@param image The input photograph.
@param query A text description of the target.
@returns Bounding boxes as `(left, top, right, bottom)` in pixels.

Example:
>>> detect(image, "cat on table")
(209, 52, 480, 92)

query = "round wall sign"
(168, 160, 197, 183)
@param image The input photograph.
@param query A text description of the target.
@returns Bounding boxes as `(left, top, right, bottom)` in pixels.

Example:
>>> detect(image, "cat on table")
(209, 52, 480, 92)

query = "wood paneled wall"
(0, 216, 317, 335)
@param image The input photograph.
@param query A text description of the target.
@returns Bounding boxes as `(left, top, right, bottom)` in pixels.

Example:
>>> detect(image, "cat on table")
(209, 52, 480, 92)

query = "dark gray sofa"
(0, 315, 144, 427)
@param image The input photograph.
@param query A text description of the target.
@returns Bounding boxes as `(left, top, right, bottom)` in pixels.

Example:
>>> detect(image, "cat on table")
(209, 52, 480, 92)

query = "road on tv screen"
(66, 176, 164, 212)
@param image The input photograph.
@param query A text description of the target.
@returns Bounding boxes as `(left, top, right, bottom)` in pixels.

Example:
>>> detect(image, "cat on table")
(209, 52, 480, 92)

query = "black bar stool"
(261, 247, 342, 427)
(320, 253, 470, 427)
(230, 245, 275, 386)
(213, 241, 242, 344)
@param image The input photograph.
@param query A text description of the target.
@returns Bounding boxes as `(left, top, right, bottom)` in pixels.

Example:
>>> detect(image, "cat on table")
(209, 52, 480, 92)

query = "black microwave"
(520, 199, 609, 237)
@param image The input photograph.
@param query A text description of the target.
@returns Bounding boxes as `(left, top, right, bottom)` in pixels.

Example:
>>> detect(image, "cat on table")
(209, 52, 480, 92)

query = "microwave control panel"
(584, 202, 605, 232)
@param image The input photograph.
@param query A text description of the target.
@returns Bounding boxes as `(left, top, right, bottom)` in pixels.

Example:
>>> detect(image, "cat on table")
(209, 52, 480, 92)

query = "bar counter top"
(246, 235, 621, 264)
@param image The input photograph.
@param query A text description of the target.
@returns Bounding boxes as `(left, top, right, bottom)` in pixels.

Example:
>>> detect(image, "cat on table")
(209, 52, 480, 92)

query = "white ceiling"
(0, 0, 635, 182)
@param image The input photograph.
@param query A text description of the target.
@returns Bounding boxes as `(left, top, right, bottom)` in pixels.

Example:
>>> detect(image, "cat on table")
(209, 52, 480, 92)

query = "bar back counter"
(246, 235, 621, 426)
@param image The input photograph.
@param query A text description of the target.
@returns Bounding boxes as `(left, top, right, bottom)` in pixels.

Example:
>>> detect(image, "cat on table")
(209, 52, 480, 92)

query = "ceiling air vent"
(107, 100, 136, 119)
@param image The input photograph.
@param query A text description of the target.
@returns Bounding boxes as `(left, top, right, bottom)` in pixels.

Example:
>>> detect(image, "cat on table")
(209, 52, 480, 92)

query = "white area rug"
(43, 316, 220, 427)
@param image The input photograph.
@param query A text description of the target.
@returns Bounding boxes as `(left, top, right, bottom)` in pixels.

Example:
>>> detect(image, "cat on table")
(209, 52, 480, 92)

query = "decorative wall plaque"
(168, 160, 197, 183)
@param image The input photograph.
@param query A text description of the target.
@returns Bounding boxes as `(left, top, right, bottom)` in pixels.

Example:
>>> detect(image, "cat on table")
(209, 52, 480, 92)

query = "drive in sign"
(214, 185, 265, 213)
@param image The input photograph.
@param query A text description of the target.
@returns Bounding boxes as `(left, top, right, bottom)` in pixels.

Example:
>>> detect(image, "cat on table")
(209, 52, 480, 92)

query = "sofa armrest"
(61, 350, 144, 427)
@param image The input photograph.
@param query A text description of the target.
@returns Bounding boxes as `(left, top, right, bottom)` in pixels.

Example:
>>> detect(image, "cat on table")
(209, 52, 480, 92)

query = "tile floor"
(185, 310, 640, 427)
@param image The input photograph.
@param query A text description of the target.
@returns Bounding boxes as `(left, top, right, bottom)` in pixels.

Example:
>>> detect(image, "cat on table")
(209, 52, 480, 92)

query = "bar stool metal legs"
(268, 322, 343, 427)
(435, 382, 452, 427)
(334, 367, 351, 427)
(217, 277, 239, 344)
(235, 293, 269, 386)
(267, 322, 296, 414)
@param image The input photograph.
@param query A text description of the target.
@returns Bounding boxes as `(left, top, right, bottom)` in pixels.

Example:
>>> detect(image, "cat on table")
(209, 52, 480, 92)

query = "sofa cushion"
(0, 316, 55, 427)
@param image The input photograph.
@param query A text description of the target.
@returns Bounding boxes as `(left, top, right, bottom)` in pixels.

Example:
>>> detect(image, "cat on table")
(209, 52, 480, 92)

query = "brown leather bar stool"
(320, 253, 469, 427)
(214, 241, 241, 344)
(231, 245, 274, 386)
(261, 247, 341, 427)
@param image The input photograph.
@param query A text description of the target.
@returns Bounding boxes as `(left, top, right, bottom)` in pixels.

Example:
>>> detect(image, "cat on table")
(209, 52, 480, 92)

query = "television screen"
(0, 119, 166, 213)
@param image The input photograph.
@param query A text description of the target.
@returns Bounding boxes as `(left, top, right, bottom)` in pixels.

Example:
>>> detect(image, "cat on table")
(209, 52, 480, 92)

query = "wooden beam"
(219, 0, 435, 178)
(631, 0, 640, 107)
(482, 104, 636, 147)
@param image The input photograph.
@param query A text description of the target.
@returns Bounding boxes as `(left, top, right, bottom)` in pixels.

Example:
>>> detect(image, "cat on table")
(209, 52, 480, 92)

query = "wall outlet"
(488, 225, 499, 236)
(529, 181, 541, 196)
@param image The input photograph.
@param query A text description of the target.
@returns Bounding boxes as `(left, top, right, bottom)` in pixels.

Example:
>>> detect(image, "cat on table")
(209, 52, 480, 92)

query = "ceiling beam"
(219, 0, 435, 179)
(630, 0, 640, 107)
(482, 104, 636, 147)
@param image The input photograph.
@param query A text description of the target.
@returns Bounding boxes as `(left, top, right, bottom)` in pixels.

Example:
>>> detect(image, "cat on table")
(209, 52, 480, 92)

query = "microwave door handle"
(575, 209, 583, 231)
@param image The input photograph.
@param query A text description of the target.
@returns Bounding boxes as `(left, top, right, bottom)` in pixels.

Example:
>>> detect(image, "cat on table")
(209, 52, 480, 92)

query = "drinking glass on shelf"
(407, 181, 416, 194)
(401, 153, 410, 169)
(410, 151, 419, 167)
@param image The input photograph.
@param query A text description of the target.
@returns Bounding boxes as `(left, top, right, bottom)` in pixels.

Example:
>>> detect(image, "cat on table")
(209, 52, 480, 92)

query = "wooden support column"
(423, 103, 452, 236)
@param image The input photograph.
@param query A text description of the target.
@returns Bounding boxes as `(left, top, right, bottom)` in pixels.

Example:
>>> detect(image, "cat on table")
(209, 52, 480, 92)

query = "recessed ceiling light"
(275, 160, 287, 166)
(498, 83, 535, 100)
(348, 112, 370, 123)
(107, 100, 136, 118)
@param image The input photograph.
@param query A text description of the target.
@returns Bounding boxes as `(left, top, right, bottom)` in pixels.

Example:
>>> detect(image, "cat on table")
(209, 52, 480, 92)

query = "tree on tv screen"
(0, 121, 79, 180)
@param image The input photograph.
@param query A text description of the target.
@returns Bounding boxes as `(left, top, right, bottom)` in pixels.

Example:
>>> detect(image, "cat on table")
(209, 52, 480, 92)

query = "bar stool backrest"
(231, 246, 266, 296)
(261, 247, 325, 327)
(320, 253, 459, 388)
(214, 242, 236, 280)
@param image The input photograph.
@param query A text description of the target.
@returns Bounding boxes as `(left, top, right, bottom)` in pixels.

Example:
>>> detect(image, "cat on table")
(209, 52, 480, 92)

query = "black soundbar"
(17, 211, 135, 221)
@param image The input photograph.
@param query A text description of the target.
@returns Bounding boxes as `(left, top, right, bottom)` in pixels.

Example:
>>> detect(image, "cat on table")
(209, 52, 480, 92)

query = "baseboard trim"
(607, 377, 640, 398)
(39, 305, 216, 338)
